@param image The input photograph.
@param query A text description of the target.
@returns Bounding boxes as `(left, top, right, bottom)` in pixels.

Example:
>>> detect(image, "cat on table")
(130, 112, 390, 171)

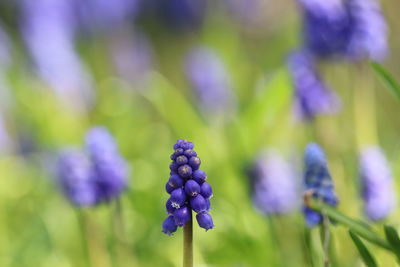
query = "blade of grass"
(349, 230, 378, 267)
(371, 62, 400, 100)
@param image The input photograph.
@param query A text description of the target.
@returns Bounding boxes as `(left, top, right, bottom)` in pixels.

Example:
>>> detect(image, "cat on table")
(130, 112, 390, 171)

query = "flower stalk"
(183, 211, 193, 267)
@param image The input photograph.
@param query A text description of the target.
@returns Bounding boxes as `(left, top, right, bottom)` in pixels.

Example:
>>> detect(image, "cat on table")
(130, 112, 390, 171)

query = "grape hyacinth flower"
(162, 139, 214, 236)
(288, 51, 340, 120)
(20, 0, 94, 110)
(86, 127, 128, 202)
(251, 151, 299, 215)
(57, 126, 128, 206)
(359, 146, 396, 221)
(296, 0, 388, 61)
(157, 0, 207, 32)
(185, 46, 236, 118)
(303, 143, 338, 227)
(250, 151, 298, 215)
(57, 149, 98, 206)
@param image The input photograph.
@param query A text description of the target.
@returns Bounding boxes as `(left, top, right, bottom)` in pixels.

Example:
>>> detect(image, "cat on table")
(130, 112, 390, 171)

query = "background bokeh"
(0, 0, 400, 266)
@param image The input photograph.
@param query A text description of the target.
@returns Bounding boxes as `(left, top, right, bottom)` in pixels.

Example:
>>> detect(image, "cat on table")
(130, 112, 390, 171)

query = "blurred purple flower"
(75, 0, 139, 32)
(57, 149, 98, 206)
(21, 0, 94, 108)
(346, 0, 388, 62)
(250, 150, 298, 215)
(297, 0, 388, 61)
(110, 30, 154, 86)
(359, 146, 395, 221)
(185, 46, 236, 117)
(86, 127, 128, 202)
(288, 51, 340, 120)
(157, 0, 206, 32)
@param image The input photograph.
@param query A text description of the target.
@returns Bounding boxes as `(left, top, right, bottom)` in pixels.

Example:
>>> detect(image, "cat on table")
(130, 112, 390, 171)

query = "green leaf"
(349, 231, 378, 267)
(310, 201, 391, 251)
(384, 225, 400, 261)
(371, 62, 400, 100)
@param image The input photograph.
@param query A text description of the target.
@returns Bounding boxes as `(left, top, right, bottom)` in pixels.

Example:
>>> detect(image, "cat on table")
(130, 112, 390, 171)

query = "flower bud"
(184, 149, 197, 158)
(166, 182, 175, 194)
(178, 164, 192, 178)
(168, 174, 184, 188)
(193, 169, 207, 184)
(173, 206, 191, 226)
(176, 155, 188, 165)
(170, 188, 186, 208)
(166, 198, 176, 214)
(162, 216, 178, 236)
(196, 212, 214, 231)
(185, 180, 200, 196)
(190, 194, 207, 213)
(200, 182, 213, 199)
(189, 156, 201, 170)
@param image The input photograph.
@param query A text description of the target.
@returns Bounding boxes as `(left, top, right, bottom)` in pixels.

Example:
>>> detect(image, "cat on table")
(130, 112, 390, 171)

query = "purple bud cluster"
(303, 143, 338, 227)
(251, 151, 298, 215)
(297, 0, 388, 61)
(288, 51, 340, 120)
(162, 140, 214, 236)
(57, 126, 128, 206)
(359, 146, 396, 221)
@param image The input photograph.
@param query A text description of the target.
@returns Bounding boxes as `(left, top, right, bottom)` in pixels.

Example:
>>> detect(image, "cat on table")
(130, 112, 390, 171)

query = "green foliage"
(349, 230, 378, 267)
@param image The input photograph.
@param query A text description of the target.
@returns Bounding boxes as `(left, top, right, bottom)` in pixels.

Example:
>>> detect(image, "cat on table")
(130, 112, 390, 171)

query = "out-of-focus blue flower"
(157, 0, 206, 32)
(359, 146, 395, 221)
(303, 143, 338, 227)
(185, 46, 236, 117)
(162, 139, 214, 235)
(250, 150, 298, 215)
(298, 0, 351, 58)
(346, 0, 388, 62)
(57, 149, 99, 206)
(85, 127, 128, 202)
(297, 0, 387, 61)
(288, 51, 340, 120)
(75, 0, 139, 32)
(110, 30, 153, 87)
(20, 0, 94, 109)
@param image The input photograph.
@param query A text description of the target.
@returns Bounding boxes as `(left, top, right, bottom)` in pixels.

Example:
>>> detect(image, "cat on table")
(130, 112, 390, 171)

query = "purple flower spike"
(85, 127, 128, 202)
(346, 0, 388, 62)
(173, 206, 191, 227)
(303, 143, 338, 227)
(196, 212, 214, 231)
(288, 50, 340, 120)
(57, 149, 98, 206)
(162, 216, 178, 236)
(250, 150, 298, 215)
(162, 139, 214, 235)
(359, 146, 396, 221)
(296, 0, 388, 61)
(185, 46, 237, 117)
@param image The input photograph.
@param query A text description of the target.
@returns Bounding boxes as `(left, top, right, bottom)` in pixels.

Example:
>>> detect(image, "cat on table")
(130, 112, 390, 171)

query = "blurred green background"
(1, 0, 400, 266)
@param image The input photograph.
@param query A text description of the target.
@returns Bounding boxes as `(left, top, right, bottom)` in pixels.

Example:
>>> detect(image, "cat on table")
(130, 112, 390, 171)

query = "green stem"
(183, 211, 193, 267)
(76, 210, 92, 267)
(320, 214, 331, 267)
(310, 201, 391, 251)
